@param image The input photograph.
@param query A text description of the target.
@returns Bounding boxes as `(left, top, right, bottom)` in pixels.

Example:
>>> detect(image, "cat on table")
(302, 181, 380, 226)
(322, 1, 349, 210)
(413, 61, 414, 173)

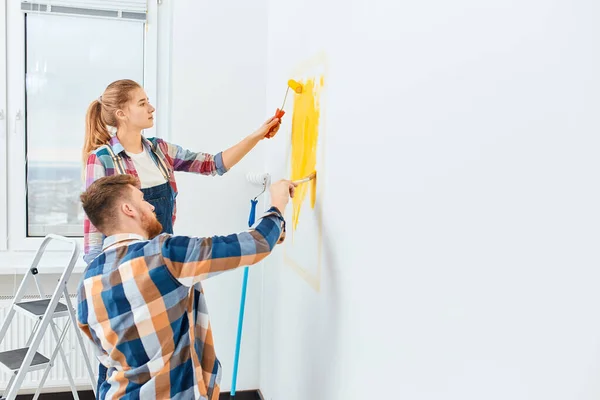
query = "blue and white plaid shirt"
(77, 207, 285, 399)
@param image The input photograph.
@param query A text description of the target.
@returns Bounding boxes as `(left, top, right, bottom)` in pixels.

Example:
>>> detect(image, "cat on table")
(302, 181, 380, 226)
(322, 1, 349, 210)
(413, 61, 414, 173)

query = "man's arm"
(161, 207, 285, 286)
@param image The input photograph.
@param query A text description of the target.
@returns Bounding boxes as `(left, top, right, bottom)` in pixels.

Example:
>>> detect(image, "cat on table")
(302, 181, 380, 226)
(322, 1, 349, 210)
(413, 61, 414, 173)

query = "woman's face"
(118, 87, 155, 131)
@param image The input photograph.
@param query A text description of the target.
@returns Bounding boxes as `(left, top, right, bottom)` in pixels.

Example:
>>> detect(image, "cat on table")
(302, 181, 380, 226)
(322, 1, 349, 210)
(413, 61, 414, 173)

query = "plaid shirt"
(83, 135, 228, 264)
(77, 208, 286, 400)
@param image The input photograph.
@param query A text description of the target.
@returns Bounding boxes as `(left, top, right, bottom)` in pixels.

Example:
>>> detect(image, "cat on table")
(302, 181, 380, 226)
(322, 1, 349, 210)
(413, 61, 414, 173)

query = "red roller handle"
(266, 108, 285, 138)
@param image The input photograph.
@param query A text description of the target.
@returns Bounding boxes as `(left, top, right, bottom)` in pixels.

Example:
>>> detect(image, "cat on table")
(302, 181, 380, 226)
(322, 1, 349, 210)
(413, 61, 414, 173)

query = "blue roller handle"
(231, 199, 258, 395)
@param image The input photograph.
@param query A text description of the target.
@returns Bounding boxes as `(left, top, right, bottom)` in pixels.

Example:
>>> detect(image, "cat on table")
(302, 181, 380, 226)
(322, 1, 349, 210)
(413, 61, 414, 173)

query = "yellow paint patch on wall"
(290, 76, 324, 231)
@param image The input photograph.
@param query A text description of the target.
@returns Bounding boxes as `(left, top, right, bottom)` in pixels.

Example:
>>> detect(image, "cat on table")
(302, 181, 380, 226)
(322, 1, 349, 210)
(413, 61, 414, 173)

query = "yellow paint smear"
(290, 76, 324, 230)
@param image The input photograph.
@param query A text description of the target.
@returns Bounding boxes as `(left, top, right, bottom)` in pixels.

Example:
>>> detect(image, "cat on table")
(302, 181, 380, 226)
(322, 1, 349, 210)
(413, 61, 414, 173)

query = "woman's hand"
(252, 116, 281, 140)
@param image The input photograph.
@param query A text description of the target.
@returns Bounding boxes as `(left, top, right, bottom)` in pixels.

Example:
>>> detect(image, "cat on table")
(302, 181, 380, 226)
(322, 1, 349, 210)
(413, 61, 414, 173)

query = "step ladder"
(0, 234, 96, 400)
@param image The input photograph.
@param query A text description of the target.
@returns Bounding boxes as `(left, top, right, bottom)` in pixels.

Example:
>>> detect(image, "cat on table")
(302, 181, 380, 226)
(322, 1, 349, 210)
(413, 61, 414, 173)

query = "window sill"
(0, 250, 87, 275)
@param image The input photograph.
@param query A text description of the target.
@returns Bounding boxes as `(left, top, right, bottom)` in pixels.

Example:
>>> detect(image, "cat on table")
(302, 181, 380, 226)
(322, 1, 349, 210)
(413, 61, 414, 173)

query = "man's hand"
(270, 179, 297, 213)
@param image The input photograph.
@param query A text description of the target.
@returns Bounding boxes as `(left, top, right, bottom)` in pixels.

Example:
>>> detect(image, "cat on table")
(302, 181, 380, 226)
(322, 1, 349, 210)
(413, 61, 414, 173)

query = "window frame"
(4, 0, 160, 253)
(0, 0, 8, 252)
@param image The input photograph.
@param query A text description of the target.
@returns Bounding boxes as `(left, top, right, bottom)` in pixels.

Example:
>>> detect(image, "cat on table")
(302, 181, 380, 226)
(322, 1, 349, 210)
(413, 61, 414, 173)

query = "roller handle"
(266, 108, 285, 138)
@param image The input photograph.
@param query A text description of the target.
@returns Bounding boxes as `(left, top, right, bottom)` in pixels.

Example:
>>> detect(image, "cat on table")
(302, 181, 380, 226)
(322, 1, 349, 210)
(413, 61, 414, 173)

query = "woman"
(82, 79, 280, 397)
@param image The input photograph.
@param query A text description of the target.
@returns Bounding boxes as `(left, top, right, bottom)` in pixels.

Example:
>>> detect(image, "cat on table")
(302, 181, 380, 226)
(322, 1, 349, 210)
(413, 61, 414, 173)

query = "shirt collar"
(108, 134, 153, 156)
(102, 233, 147, 251)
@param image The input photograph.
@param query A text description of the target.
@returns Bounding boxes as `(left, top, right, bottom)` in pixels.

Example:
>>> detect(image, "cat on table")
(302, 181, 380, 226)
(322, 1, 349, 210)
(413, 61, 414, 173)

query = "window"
(25, 13, 144, 237)
(6, 0, 159, 250)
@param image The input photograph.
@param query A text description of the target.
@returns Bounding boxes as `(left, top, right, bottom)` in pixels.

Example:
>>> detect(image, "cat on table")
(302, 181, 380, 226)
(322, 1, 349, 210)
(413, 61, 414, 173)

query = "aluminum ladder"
(0, 234, 96, 400)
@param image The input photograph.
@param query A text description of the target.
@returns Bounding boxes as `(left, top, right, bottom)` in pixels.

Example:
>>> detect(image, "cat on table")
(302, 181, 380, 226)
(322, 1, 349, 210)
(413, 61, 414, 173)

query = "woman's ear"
(115, 108, 127, 122)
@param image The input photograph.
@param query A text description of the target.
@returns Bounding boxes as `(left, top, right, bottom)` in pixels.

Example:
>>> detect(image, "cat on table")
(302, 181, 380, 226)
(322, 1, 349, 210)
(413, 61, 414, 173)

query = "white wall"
(260, 0, 600, 399)
(168, 0, 269, 392)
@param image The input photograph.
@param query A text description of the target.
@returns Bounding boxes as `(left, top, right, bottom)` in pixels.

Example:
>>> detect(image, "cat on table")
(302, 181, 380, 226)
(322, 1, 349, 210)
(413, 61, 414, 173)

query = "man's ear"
(121, 202, 136, 218)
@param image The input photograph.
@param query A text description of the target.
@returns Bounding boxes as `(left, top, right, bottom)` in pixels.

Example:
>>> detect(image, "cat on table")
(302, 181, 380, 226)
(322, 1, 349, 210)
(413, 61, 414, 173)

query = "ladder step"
(0, 348, 49, 374)
(15, 299, 69, 318)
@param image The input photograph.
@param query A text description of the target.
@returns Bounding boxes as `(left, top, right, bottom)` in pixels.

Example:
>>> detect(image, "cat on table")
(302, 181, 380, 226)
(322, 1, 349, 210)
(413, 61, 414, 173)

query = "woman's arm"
(83, 153, 107, 265)
(158, 116, 281, 175)
(221, 116, 281, 169)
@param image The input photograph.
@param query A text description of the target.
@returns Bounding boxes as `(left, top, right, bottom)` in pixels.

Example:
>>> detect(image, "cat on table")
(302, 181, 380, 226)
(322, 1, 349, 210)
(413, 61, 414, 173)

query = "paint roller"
(266, 79, 303, 138)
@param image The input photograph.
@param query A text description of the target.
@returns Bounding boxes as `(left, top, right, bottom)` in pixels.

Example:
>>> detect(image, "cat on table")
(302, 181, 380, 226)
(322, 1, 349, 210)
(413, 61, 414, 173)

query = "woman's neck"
(117, 128, 143, 154)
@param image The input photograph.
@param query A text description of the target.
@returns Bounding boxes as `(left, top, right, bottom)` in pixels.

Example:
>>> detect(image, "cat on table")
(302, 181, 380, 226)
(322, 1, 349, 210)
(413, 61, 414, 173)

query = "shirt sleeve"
(157, 138, 228, 176)
(161, 207, 285, 286)
(83, 153, 107, 265)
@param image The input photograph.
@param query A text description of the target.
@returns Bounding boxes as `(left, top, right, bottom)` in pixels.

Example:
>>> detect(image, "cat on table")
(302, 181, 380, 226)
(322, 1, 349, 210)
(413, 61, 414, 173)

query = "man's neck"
(105, 226, 148, 240)
(102, 232, 148, 251)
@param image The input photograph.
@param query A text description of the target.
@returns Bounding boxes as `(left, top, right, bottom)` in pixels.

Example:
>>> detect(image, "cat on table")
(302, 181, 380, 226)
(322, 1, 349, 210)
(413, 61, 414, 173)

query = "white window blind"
(21, 0, 147, 21)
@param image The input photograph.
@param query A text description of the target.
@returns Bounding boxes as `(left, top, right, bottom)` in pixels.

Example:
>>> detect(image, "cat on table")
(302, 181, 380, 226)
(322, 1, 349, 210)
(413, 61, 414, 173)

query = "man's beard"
(142, 212, 163, 239)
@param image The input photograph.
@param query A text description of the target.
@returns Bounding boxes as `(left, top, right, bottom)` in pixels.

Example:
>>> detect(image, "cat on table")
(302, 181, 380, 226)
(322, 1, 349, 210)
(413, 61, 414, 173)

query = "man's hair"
(81, 175, 139, 231)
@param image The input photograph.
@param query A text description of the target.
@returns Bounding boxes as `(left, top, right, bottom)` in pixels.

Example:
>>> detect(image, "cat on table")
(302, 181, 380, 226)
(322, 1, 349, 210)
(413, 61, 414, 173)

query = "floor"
(13, 389, 262, 399)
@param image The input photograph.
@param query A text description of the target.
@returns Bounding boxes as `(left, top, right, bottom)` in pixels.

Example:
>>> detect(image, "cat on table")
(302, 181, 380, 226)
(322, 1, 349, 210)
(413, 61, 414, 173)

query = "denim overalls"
(141, 182, 175, 234)
(102, 142, 175, 234)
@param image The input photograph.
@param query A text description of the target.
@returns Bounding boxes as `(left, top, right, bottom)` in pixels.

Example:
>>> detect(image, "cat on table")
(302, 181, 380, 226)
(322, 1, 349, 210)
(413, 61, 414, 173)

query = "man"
(77, 174, 295, 399)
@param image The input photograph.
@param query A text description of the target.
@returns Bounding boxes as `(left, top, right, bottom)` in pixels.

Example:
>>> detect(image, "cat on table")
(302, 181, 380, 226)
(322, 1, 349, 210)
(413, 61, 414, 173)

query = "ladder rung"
(14, 299, 70, 319)
(0, 348, 49, 374)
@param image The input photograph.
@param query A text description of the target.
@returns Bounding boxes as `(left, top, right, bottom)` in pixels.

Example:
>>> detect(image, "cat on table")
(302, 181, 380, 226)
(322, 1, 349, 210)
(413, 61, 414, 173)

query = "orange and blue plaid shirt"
(83, 135, 228, 265)
(77, 208, 285, 399)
